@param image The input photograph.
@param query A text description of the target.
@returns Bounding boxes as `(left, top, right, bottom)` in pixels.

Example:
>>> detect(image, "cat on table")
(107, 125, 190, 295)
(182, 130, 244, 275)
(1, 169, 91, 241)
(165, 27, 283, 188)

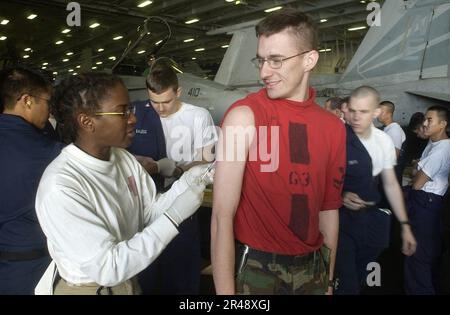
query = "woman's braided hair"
(53, 72, 124, 143)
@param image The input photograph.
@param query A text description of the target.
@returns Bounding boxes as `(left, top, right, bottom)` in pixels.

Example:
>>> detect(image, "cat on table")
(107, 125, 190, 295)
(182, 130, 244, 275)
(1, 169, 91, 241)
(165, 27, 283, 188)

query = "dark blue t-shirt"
(0, 114, 64, 251)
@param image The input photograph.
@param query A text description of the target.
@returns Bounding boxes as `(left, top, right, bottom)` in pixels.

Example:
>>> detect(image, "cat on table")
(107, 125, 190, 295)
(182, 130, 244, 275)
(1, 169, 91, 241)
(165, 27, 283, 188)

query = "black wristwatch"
(328, 278, 338, 290)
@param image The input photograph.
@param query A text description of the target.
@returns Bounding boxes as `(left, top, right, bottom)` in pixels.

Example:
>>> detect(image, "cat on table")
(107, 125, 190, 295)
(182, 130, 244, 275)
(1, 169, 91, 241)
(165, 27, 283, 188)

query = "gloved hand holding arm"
(148, 163, 215, 222)
(179, 162, 215, 187)
(164, 183, 205, 227)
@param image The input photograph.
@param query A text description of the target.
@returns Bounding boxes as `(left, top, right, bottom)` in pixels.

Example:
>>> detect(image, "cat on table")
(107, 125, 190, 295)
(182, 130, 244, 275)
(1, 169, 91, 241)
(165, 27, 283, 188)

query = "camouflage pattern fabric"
(235, 244, 330, 295)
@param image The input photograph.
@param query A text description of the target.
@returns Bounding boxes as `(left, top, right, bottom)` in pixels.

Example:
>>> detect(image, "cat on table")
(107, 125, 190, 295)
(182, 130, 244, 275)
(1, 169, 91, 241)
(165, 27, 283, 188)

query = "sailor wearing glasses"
(211, 9, 346, 295)
(0, 67, 63, 294)
(34, 73, 213, 295)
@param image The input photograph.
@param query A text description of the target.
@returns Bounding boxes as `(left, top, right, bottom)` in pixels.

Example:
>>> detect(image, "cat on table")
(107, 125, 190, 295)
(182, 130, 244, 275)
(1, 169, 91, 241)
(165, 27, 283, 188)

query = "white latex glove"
(165, 184, 205, 227)
(180, 163, 215, 187)
(156, 158, 177, 177)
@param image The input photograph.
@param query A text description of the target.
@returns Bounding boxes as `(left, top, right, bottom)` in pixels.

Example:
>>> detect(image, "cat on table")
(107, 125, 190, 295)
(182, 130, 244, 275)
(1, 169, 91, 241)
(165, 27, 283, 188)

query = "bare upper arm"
(212, 106, 255, 219)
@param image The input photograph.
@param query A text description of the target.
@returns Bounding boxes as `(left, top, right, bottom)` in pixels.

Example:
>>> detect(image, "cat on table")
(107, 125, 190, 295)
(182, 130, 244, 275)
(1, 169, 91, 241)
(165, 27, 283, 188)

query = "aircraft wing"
(406, 91, 450, 103)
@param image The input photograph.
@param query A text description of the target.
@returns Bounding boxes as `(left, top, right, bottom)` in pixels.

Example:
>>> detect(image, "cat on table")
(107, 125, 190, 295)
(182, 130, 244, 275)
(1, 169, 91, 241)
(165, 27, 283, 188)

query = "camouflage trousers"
(235, 243, 330, 295)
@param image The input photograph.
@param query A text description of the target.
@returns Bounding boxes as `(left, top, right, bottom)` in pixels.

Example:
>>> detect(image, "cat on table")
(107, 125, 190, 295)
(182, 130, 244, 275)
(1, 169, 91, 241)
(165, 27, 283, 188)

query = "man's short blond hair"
(350, 86, 380, 107)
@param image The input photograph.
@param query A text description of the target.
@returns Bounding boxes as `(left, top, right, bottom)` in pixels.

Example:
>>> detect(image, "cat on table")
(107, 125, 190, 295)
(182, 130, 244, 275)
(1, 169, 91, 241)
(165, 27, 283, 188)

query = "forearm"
(85, 215, 178, 286)
(383, 180, 408, 222)
(180, 160, 208, 172)
(211, 213, 236, 295)
(134, 154, 158, 174)
(319, 210, 339, 283)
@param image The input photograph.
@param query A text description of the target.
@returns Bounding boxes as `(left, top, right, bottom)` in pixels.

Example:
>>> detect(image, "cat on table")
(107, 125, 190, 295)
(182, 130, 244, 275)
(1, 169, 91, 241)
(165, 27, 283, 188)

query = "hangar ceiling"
(0, 0, 384, 78)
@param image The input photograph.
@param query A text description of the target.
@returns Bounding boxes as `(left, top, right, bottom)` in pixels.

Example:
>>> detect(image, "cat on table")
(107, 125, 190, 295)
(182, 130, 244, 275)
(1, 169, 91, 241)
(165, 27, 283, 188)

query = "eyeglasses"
(16, 94, 51, 103)
(251, 50, 312, 69)
(94, 105, 134, 118)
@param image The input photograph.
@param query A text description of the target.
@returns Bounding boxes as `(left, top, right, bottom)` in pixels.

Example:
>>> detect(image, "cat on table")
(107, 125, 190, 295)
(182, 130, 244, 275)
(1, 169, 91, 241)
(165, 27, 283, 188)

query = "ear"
(303, 50, 319, 72)
(77, 113, 95, 133)
(18, 94, 33, 109)
(176, 87, 182, 98)
(373, 107, 381, 119)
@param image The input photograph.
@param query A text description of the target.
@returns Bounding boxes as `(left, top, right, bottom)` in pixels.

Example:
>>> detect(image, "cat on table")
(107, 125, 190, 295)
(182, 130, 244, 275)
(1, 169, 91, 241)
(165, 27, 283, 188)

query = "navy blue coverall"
(335, 124, 392, 294)
(0, 114, 63, 294)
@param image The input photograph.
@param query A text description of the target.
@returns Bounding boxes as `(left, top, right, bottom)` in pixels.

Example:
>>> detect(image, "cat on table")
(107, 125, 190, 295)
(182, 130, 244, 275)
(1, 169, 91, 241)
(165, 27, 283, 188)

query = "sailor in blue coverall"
(335, 124, 393, 294)
(0, 67, 63, 294)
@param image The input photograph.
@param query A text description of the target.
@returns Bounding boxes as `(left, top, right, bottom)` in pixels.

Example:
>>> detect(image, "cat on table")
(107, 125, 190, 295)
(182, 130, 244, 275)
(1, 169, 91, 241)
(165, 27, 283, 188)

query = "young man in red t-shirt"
(211, 9, 346, 295)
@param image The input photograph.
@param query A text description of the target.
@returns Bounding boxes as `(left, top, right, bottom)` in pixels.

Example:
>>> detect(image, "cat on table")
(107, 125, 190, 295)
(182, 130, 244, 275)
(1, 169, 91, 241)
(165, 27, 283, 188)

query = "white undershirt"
(160, 102, 218, 166)
(384, 122, 406, 150)
(418, 139, 450, 196)
(358, 125, 397, 176)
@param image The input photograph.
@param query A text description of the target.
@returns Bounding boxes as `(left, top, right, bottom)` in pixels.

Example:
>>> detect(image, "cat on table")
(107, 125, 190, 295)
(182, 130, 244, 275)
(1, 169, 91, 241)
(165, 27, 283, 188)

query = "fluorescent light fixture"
(27, 14, 37, 20)
(1, 19, 9, 25)
(171, 65, 183, 73)
(76, 65, 81, 69)
(320, 19, 328, 23)
(41, 66, 47, 69)
(23, 55, 30, 59)
(348, 26, 367, 31)
(137, 50, 146, 54)
(24, 48, 32, 51)
(66, 52, 73, 56)
(225, 0, 234, 2)
(319, 48, 332, 52)
(73, 73, 77, 76)
(185, 18, 199, 24)
(221, 44, 229, 48)
(183, 38, 194, 43)
(96, 61, 103, 65)
(68, 69, 74, 72)
(0, 36, 7, 41)
(108, 56, 116, 60)
(113, 35, 123, 40)
(97, 48, 104, 52)
(192, 57, 196, 60)
(264, 6, 282, 13)
(89, 23, 100, 29)
(155, 40, 163, 45)
(62, 29, 71, 34)
(62, 59, 69, 62)
(137, 1, 152, 7)
(194, 48, 205, 52)
(42, 62, 48, 66)
(92, 66, 97, 70)
(55, 40, 64, 45)
(53, 72, 58, 75)
(360, 1, 366, 3)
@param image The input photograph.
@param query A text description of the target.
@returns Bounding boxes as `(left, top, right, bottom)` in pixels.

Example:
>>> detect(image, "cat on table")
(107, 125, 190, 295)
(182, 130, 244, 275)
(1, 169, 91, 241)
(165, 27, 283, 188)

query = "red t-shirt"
(224, 88, 346, 255)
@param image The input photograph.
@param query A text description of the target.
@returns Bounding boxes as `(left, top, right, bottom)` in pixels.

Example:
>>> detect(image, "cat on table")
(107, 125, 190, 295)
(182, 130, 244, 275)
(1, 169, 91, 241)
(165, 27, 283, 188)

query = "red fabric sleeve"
(322, 122, 346, 210)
